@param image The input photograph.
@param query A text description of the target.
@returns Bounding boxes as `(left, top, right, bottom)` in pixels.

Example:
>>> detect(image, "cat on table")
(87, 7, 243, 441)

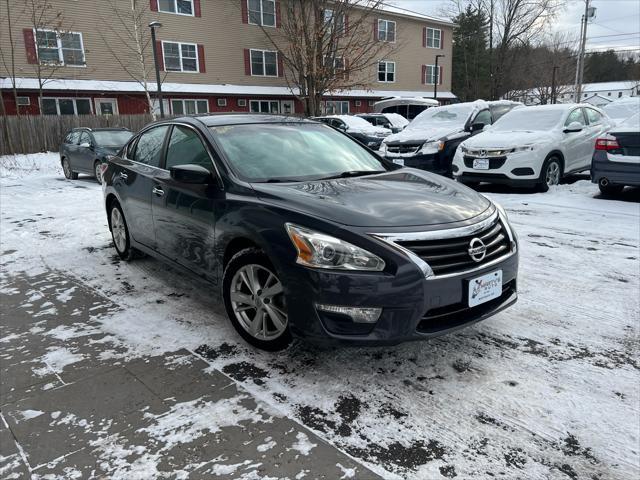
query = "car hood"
(463, 130, 556, 149)
(384, 125, 464, 144)
(251, 169, 491, 228)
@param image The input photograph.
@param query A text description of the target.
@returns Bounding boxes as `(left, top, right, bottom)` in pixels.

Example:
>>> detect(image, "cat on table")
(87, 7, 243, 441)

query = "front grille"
(463, 156, 507, 169)
(387, 144, 421, 155)
(396, 217, 511, 276)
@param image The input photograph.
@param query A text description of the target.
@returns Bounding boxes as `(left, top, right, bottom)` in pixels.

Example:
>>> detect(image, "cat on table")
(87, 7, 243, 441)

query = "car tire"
(223, 248, 292, 351)
(109, 201, 136, 261)
(537, 156, 562, 192)
(94, 161, 103, 184)
(598, 180, 624, 196)
(62, 158, 78, 180)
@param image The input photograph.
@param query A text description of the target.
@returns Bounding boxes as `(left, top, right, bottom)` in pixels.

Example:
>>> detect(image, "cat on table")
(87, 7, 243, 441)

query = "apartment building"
(1, 0, 454, 116)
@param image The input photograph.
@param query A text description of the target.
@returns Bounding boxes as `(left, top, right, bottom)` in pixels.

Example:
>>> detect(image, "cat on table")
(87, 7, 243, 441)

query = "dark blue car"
(102, 114, 519, 350)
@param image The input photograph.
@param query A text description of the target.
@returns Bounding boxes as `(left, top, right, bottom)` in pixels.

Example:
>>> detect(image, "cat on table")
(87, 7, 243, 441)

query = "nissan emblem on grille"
(468, 238, 487, 262)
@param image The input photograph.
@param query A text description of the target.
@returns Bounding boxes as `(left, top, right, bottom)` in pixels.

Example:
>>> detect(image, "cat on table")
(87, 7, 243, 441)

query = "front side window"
(134, 126, 170, 167)
(378, 61, 395, 82)
(159, 0, 194, 15)
(250, 49, 278, 76)
(41, 98, 91, 115)
(250, 100, 280, 113)
(171, 99, 208, 115)
(166, 125, 212, 170)
(36, 30, 85, 66)
(565, 108, 586, 126)
(426, 27, 441, 49)
(210, 123, 386, 182)
(163, 42, 198, 72)
(586, 108, 603, 125)
(378, 20, 396, 42)
(248, 0, 275, 26)
(473, 109, 492, 126)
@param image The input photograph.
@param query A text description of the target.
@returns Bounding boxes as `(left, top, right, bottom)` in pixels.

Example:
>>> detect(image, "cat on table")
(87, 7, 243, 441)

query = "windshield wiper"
(317, 170, 386, 181)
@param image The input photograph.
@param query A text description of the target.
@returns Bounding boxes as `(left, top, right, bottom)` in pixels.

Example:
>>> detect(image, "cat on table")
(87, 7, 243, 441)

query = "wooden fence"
(0, 114, 156, 156)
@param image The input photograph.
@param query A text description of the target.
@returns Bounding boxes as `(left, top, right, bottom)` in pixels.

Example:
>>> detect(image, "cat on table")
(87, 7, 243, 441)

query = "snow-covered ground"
(1, 153, 639, 479)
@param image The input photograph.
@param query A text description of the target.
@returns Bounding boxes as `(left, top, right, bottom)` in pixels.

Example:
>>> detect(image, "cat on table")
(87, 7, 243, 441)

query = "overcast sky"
(388, 0, 640, 52)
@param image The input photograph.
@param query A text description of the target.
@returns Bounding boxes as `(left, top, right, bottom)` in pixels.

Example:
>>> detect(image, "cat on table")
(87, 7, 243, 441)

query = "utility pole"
(574, 0, 594, 102)
(434, 54, 445, 101)
(551, 65, 559, 104)
(149, 21, 164, 118)
(488, 0, 494, 100)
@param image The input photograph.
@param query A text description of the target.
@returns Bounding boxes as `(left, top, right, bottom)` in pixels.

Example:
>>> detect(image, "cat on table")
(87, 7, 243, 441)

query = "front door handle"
(152, 186, 165, 197)
(119, 172, 128, 180)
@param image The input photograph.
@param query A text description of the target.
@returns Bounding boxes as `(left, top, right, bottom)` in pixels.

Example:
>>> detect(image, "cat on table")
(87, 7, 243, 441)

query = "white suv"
(452, 104, 613, 191)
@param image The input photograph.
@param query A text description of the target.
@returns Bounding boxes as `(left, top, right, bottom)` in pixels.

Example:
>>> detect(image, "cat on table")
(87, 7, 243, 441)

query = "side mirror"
(471, 122, 485, 133)
(338, 124, 347, 131)
(564, 121, 583, 133)
(169, 164, 212, 184)
(79, 142, 91, 148)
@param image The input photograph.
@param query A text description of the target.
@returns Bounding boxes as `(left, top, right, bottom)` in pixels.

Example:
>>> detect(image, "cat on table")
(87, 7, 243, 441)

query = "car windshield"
(491, 108, 563, 132)
(210, 123, 387, 182)
(92, 130, 133, 146)
(406, 104, 476, 130)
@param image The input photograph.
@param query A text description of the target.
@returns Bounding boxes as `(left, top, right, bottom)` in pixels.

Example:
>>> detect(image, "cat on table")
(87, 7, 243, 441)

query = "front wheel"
(223, 248, 291, 351)
(62, 158, 78, 180)
(94, 161, 103, 184)
(537, 157, 562, 192)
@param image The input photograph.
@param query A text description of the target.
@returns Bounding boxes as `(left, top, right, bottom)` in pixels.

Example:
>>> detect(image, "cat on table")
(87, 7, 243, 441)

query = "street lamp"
(149, 21, 164, 118)
(434, 54, 445, 101)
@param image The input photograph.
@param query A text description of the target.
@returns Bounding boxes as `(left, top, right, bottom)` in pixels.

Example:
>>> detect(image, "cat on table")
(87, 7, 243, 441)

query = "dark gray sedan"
(60, 127, 132, 183)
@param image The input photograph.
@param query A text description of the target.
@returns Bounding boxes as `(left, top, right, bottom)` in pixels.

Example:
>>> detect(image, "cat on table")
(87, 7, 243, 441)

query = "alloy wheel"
(63, 160, 71, 179)
(230, 264, 287, 341)
(95, 163, 103, 184)
(546, 161, 560, 187)
(110, 207, 127, 253)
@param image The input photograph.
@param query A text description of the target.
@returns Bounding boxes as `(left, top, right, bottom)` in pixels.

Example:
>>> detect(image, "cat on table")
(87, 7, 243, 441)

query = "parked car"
(357, 112, 410, 133)
(453, 104, 613, 192)
(373, 96, 439, 120)
(602, 97, 640, 126)
(591, 113, 640, 195)
(379, 100, 522, 177)
(312, 115, 391, 149)
(60, 127, 133, 183)
(102, 114, 518, 351)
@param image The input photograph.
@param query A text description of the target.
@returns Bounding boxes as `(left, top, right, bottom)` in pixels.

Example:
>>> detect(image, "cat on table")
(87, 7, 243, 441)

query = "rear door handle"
(152, 186, 164, 197)
(119, 172, 128, 180)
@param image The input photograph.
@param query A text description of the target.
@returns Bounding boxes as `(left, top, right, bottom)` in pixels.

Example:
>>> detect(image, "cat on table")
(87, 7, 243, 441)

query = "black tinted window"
(474, 109, 492, 126)
(66, 131, 81, 144)
(165, 126, 212, 170)
(79, 132, 91, 145)
(490, 104, 514, 122)
(134, 126, 169, 167)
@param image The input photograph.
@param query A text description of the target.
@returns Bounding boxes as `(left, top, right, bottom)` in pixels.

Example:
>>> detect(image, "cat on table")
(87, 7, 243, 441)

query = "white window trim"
(94, 98, 119, 115)
(158, 0, 195, 16)
(217, 98, 227, 107)
(249, 48, 279, 77)
(377, 19, 396, 43)
(378, 60, 396, 83)
(249, 99, 280, 113)
(323, 100, 349, 115)
(161, 41, 199, 73)
(35, 28, 86, 67)
(170, 98, 209, 114)
(323, 8, 345, 34)
(247, 0, 276, 28)
(425, 27, 442, 49)
(425, 64, 439, 85)
(16, 96, 31, 106)
(237, 99, 247, 107)
(40, 97, 93, 115)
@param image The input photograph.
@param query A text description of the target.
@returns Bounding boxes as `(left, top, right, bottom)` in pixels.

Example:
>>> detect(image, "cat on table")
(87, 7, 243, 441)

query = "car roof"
(71, 127, 130, 132)
(173, 113, 315, 127)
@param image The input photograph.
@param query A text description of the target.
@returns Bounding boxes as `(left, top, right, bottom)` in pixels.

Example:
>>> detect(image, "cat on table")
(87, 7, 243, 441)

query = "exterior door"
(75, 131, 95, 173)
(280, 100, 294, 115)
(95, 98, 118, 115)
(563, 108, 590, 172)
(116, 125, 170, 249)
(151, 125, 219, 282)
(64, 131, 82, 167)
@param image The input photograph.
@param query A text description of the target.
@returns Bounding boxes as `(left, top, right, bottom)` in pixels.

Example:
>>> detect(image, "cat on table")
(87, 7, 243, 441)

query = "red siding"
(117, 95, 150, 114)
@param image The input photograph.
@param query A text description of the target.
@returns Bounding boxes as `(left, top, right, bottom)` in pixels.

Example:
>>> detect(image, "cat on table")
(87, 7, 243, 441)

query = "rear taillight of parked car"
(595, 136, 620, 151)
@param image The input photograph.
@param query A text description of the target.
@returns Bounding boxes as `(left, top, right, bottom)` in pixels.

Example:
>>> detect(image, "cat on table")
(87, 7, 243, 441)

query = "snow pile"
(0, 152, 61, 179)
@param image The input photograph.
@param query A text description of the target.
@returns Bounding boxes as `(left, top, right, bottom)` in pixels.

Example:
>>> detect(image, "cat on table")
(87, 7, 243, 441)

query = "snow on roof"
(1, 77, 456, 100)
(582, 81, 639, 92)
(378, 3, 453, 25)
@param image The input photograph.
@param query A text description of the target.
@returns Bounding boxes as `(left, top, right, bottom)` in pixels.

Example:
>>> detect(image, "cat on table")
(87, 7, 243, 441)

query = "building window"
(250, 100, 280, 113)
(217, 98, 227, 107)
(607, 92, 611, 96)
(324, 56, 345, 75)
(324, 9, 345, 35)
(378, 61, 395, 82)
(237, 99, 247, 107)
(162, 41, 198, 72)
(425, 27, 441, 49)
(248, 0, 275, 27)
(41, 97, 91, 115)
(250, 49, 278, 76)
(425, 64, 441, 85)
(323, 101, 349, 114)
(16, 96, 31, 106)
(158, 0, 194, 15)
(618, 92, 623, 98)
(35, 29, 85, 66)
(171, 99, 208, 114)
(355, 100, 361, 107)
(368, 100, 376, 106)
(378, 20, 396, 42)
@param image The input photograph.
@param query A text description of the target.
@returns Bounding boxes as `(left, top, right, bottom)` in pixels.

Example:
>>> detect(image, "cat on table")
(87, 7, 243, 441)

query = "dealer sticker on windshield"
(468, 270, 502, 307)
(473, 158, 490, 170)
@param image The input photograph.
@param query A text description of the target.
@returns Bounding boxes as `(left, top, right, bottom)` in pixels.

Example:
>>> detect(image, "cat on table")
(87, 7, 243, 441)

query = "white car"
(603, 97, 640, 126)
(452, 104, 613, 191)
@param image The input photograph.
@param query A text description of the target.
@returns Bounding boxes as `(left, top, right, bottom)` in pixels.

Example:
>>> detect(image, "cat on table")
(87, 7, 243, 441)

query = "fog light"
(315, 304, 382, 323)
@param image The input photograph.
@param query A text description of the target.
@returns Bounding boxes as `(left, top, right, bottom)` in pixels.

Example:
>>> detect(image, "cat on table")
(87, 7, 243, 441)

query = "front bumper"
(452, 149, 544, 185)
(284, 248, 519, 346)
(384, 151, 451, 177)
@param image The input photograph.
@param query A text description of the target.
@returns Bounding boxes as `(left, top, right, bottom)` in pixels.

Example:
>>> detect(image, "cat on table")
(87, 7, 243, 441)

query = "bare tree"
(98, 0, 159, 119)
(0, 0, 23, 151)
(257, 0, 399, 116)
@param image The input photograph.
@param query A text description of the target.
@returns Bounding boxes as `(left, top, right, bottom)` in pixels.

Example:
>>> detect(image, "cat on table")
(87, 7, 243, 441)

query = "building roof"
(1, 77, 457, 99)
(581, 81, 639, 92)
(378, 3, 453, 25)
(583, 93, 612, 103)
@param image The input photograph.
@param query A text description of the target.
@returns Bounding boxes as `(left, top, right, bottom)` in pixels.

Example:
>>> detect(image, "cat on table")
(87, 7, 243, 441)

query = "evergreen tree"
(451, 5, 490, 101)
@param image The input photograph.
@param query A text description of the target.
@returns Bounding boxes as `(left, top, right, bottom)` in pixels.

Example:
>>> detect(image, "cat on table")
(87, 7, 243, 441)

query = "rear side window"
(134, 126, 170, 167)
(586, 108, 603, 125)
(78, 132, 91, 145)
(565, 108, 587, 126)
(473, 109, 492, 126)
(66, 131, 81, 144)
(165, 126, 212, 170)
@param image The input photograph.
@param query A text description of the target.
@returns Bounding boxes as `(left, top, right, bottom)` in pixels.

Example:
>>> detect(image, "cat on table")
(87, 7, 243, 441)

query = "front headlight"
(285, 224, 385, 271)
(420, 140, 444, 155)
(512, 145, 535, 152)
(379, 142, 387, 154)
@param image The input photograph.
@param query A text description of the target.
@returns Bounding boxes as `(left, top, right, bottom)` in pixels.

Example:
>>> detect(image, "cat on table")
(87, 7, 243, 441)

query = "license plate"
(392, 158, 405, 166)
(468, 270, 502, 307)
(473, 158, 489, 170)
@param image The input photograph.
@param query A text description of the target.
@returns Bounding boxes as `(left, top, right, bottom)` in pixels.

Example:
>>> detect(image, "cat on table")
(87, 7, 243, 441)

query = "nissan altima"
(102, 115, 519, 350)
